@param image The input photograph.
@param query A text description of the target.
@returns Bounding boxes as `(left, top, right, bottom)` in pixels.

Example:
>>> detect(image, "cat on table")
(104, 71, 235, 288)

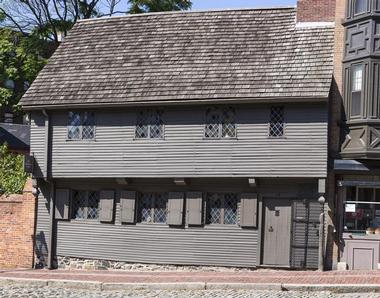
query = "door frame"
(260, 197, 294, 267)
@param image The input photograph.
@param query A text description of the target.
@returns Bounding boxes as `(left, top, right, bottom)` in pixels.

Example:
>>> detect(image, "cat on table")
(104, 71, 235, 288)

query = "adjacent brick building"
(0, 179, 36, 269)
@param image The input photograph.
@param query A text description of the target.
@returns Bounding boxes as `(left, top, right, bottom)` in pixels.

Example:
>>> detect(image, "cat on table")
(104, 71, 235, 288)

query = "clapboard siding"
(56, 223, 258, 267)
(34, 181, 51, 264)
(53, 178, 265, 267)
(30, 111, 46, 178)
(51, 178, 318, 267)
(36, 103, 328, 178)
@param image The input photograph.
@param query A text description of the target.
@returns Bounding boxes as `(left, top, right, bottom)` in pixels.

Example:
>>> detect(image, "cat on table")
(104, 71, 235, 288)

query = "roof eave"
(21, 95, 329, 111)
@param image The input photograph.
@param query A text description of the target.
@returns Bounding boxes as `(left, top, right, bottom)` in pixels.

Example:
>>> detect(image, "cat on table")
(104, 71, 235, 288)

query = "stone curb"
(0, 277, 48, 287)
(282, 284, 380, 293)
(102, 282, 206, 291)
(2, 277, 380, 293)
(206, 283, 282, 291)
(48, 279, 102, 290)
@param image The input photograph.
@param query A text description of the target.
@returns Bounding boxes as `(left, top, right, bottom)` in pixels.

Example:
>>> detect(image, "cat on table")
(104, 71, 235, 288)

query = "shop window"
(350, 65, 363, 117)
(344, 187, 380, 234)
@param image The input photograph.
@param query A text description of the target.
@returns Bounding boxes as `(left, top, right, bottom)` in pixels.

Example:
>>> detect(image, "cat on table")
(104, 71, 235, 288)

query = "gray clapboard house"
(20, 7, 335, 269)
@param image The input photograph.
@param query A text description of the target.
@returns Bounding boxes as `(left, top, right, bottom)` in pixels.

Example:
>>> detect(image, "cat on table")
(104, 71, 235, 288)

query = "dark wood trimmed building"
(21, 4, 336, 269)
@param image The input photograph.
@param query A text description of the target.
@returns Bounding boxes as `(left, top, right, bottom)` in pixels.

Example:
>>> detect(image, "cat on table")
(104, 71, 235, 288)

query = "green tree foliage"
(0, 143, 27, 194)
(0, 28, 49, 114)
(128, 0, 191, 13)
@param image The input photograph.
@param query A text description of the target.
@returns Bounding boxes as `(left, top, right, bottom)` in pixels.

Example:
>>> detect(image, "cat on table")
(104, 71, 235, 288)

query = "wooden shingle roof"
(20, 7, 335, 108)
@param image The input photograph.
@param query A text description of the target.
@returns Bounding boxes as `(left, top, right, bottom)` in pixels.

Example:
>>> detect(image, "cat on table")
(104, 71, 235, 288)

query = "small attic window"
(354, 0, 367, 15)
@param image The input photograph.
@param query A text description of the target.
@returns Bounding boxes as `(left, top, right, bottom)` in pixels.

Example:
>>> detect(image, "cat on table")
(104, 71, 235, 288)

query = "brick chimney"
(297, 0, 336, 22)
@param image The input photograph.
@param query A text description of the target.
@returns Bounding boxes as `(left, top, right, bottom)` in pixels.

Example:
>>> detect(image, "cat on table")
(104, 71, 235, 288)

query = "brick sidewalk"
(0, 269, 380, 285)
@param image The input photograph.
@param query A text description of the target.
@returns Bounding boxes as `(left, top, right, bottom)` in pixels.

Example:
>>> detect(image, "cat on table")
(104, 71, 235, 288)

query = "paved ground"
(1, 269, 380, 284)
(1, 269, 380, 297)
(0, 286, 380, 298)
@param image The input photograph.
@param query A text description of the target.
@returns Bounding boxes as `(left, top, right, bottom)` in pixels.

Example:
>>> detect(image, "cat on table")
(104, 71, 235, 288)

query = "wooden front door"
(262, 199, 292, 266)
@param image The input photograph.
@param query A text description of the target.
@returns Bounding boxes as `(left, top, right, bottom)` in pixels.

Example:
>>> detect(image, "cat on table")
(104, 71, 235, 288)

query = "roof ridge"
(77, 6, 296, 23)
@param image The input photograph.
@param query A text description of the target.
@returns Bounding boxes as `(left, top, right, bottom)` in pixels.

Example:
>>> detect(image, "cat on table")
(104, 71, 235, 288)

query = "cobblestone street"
(0, 286, 380, 298)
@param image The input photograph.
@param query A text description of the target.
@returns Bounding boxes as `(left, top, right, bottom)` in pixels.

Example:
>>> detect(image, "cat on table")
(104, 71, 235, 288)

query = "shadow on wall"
(34, 231, 48, 268)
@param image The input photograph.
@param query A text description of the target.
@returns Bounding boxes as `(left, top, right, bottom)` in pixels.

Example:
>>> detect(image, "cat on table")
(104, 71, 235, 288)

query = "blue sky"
(191, 0, 296, 10)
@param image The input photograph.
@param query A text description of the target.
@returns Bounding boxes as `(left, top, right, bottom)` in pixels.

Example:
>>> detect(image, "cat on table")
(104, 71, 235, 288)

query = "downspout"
(42, 109, 55, 269)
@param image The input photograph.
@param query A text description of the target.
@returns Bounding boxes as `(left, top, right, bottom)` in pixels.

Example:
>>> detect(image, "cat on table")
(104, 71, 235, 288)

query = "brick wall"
(0, 179, 36, 269)
(297, 0, 336, 22)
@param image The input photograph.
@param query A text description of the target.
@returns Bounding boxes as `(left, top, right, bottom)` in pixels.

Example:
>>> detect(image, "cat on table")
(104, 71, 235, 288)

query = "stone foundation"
(57, 256, 254, 272)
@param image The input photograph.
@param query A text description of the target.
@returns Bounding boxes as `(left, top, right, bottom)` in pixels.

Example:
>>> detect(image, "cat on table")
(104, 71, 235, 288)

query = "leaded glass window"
(139, 192, 168, 223)
(67, 111, 95, 140)
(206, 193, 238, 225)
(205, 107, 236, 139)
(72, 190, 100, 220)
(269, 106, 284, 137)
(135, 110, 164, 139)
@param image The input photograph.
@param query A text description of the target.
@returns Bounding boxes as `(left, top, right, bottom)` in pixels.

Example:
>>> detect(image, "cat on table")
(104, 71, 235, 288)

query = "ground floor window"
(139, 192, 168, 223)
(206, 193, 238, 225)
(344, 186, 380, 234)
(72, 190, 100, 220)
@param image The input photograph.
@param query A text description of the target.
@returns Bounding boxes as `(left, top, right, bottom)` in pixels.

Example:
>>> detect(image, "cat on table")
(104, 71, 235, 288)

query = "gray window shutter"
(240, 193, 258, 228)
(99, 190, 115, 222)
(120, 191, 136, 224)
(167, 192, 184, 226)
(186, 192, 203, 226)
(55, 189, 70, 220)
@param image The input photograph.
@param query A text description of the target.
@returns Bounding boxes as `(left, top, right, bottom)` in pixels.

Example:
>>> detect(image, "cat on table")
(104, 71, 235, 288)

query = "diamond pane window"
(68, 112, 81, 140)
(269, 106, 284, 137)
(72, 191, 86, 220)
(71, 190, 100, 220)
(140, 193, 153, 223)
(135, 110, 163, 139)
(67, 111, 95, 140)
(206, 193, 238, 225)
(154, 193, 167, 223)
(224, 194, 238, 225)
(82, 112, 95, 140)
(139, 192, 168, 223)
(207, 193, 222, 224)
(87, 191, 99, 219)
(205, 107, 236, 139)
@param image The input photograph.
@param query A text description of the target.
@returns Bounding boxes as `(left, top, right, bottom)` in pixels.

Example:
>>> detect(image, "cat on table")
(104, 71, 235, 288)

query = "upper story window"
(269, 106, 284, 137)
(351, 64, 363, 117)
(135, 110, 164, 139)
(67, 111, 95, 140)
(139, 192, 168, 223)
(206, 193, 238, 225)
(72, 190, 100, 220)
(354, 0, 367, 15)
(205, 107, 236, 139)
